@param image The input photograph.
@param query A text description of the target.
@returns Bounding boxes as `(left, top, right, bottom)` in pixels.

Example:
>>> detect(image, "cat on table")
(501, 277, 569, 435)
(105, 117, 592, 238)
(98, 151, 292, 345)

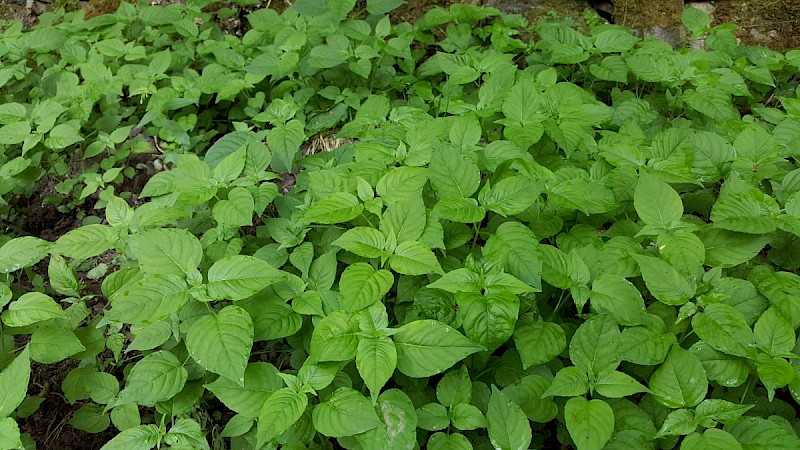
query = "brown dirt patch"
(713, 0, 800, 51)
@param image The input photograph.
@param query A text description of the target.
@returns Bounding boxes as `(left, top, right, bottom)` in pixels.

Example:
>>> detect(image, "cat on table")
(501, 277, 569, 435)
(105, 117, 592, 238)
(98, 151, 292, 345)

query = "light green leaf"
(594, 370, 649, 398)
(570, 314, 620, 375)
(417, 402, 449, 431)
(618, 327, 675, 365)
(700, 228, 769, 268)
(633, 254, 695, 305)
(129, 228, 202, 277)
(99, 424, 160, 450)
(710, 178, 780, 234)
(310, 311, 361, 362)
(0, 237, 50, 273)
(542, 366, 589, 397)
(52, 224, 116, 260)
(458, 291, 519, 351)
(2, 292, 67, 327)
(655, 409, 696, 437)
(105, 275, 189, 325)
(756, 354, 794, 400)
(503, 375, 558, 423)
(429, 145, 480, 198)
(213, 187, 255, 227)
(0, 417, 22, 449)
(70, 403, 110, 433)
(207, 255, 285, 300)
(381, 197, 426, 243)
(48, 254, 81, 297)
(428, 432, 473, 449)
(389, 241, 443, 275)
(165, 418, 210, 450)
(303, 193, 363, 224)
(29, 326, 85, 364)
(205, 362, 282, 418)
(690, 341, 750, 387)
(117, 351, 188, 406)
(649, 346, 708, 408)
(682, 429, 742, 450)
(590, 275, 646, 326)
(376, 167, 429, 205)
(267, 119, 304, 173)
(356, 335, 396, 400)
(483, 222, 542, 290)
(487, 386, 531, 450)
(695, 399, 753, 424)
(0, 121, 31, 145)
(691, 304, 756, 358)
(313, 387, 383, 437)
(332, 227, 387, 258)
(256, 387, 307, 447)
(0, 348, 30, 418)
(339, 263, 393, 311)
(754, 308, 795, 357)
(635, 173, 683, 229)
(394, 320, 484, 377)
(434, 197, 486, 223)
(450, 403, 486, 431)
(748, 266, 800, 328)
(367, 0, 405, 15)
(564, 397, 614, 450)
(478, 176, 540, 217)
(436, 365, 472, 407)
(186, 306, 253, 385)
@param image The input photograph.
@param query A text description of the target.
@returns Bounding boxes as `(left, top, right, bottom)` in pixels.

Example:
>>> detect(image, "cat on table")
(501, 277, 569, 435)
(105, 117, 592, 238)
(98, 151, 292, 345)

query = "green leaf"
(564, 397, 614, 450)
(634, 173, 683, 229)
(649, 346, 708, 408)
(570, 314, 620, 375)
(52, 224, 116, 260)
(754, 308, 795, 357)
(682, 6, 711, 32)
(313, 387, 383, 437)
(70, 403, 110, 433)
(117, 351, 188, 406)
(205, 362, 282, 418)
(165, 418, 210, 450)
(0, 417, 22, 449)
(487, 386, 532, 450)
(594, 370, 649, 398)
(458, 291, 519, 351)
(256, 387, 307, 447)
(2, 292, 67, 327)
(105, 275, 189, 326)
(514, 320, 566, 369)
(99, 424, 160, 450)
(47, 254, 81, 296)
(695, 399, 753, 424)
(213, 187, 255, 227)
(129, 228, 202, 277)
(436, 365, 472, 407)
(45, 122, 83, 149)
(429, 145, 481, 198)
(417, 402, 449, 431)
(303, 193, 363, 224)
(0, 121, 31, 145)
(756, 354, 794, 399)
(682, 429, 742, 450)
(542, 366, 589, 397)
(434, 197, 486, 223)
(367, 0, 405, 14)
(0, 237, 50, 273)
(0, 348, 30, 418)
(503, 375, 558, 423)
(186, 306, 253, 384)
(478, 176, 540, 217)
(590, 275, 647, 326)
(310, 311, 361, 362)
(690, 341, 750, 387)
(749, 266, 800, 328)
(711, 178, 780, 234)
(700, 228, 769, 268)
(633, 254, 695, 305)
(484, 222, 542, 290)
(655, 409, 696, 437)
(381, 198, 426, 243)
(356, 335, 396, 400)
(691, 304, 756, 358)
(450, 403, 486, 431)
(428, 432, 473, 449)
(332, 227, 387, 258)
(619, 326, 675, 365)
(389, 241, 443, 275)
(376, 167, 429, 205)
(29, 326, 85, 364)
(394, 320, 484, 377)
(207, 255, 285, 301)
(268, 119, 304, 173)
(339, 263, 393, 311)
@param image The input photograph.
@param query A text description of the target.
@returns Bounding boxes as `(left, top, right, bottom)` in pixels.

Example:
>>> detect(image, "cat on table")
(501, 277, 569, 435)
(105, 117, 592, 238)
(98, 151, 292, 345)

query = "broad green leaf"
(478, 176, 540, 217)
(727, 416, 800, 449)
(356, 335, 396, 400)
(657, 231, 705, 276)
(29, 326, 85, 364)
(594, 370, 649, 398)
(129, 229, 202, 277)
(367, 0, 405, 15)
(487, 386, 532, 450)
(165, 418, 210, 450)
(389, 241, 443, 276)
(417, 402, 449, 431)
(394, 320, 484, 377)
(754, 308, 795, 357)
(710, 178, 780, 234)
(436, 365, 472, 407)
(434, 197, 486, 223)
(428, 432, 473, 449)
(0, 121, 30, 145)
(356, 389, 418, 449)
(303, 193, 363, 224)
(695, 399, 753, 424)
(246, 299, 302, 341)
(70, 403, 110, 433)
(186, 306, 253, 385)
(590, 275, 646, 326)
(2, 292, 67, 327)
(205, 362, 282, 418)
(0, 348, 30, 418)
(484, 222, 542, 290)
(48, 254, 81, 296)
(52, 224, 116, 260)
(0, 237, 50, 273)
(649, 346, 708, 408)
(310, 311, 361, 362)
(381, 198, 426, 243)
(332, 227, 387, 258)
(570, 314, 620, 375)
(117, 351, 188, 406)
(690, 341, 750, 387)
(655, 409, 697, 437)
(207, 256, 284, 300)
(633, 254, 695, 305)
(105, 275, 189, 325)
(514, 320, 566, 369)
(256, 387, 307, 446)
(99, 424, 160, 450)
(691, 304, 756, 358)
(756, 354, 794, 399)
(619, 327, 675, 365)
(458, 291, 519, 351)
(542, 366, 589, 397)
(0, 417, 21, 449)
(339, 263, 393, 311)
(313, 387, 383, 437)
(748, 266, 800, 328)
(267, 119, 304, 173)
(699, 228, 769, 268)
(429, 145, 480, 198)
(564, 397, 614, 450)
(635, 173, 683, 229)
(450, 403, 486, 431)
(503, 375, 558, 423)
(376, 167, 429, 205)
(682, 429, 742, 450)
(213, 187, 255, 227)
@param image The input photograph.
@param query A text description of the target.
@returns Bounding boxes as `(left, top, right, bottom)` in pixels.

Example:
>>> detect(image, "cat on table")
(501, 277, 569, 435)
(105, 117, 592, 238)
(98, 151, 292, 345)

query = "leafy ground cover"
(1, 0, 800, 449)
